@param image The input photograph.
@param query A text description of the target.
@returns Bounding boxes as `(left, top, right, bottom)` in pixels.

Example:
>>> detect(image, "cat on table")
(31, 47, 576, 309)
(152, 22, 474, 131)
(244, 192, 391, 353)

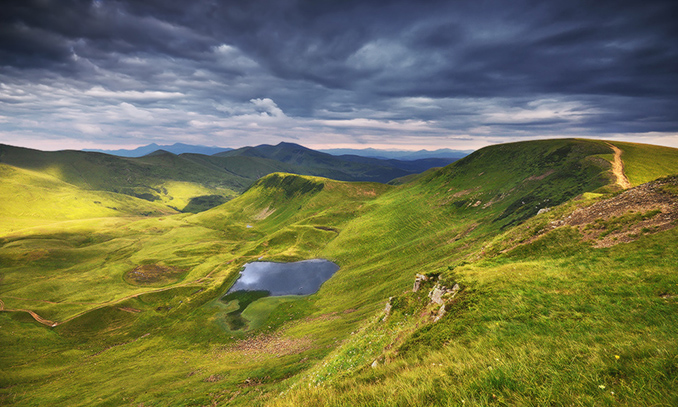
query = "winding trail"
(0, 298, 57, 327)
(607, 143, 632, 189)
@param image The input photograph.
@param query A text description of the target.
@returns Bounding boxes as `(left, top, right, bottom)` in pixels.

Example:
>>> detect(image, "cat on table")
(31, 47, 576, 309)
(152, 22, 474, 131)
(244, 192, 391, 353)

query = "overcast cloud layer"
(1, 0, 677, 151)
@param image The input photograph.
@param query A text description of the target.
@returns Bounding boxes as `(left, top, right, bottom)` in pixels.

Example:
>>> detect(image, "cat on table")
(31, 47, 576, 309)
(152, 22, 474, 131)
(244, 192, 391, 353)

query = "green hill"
(0, 163, 178, 234)
(0, 142, 459, 214)
(0, 144, 242, 212)
(1, 138, 678, 406)
(611, 141, 678, 186)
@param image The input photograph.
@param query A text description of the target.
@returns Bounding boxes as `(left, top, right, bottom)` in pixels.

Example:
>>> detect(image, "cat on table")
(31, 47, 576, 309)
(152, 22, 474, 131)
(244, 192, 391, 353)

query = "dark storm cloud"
(0, 0, 677, 150)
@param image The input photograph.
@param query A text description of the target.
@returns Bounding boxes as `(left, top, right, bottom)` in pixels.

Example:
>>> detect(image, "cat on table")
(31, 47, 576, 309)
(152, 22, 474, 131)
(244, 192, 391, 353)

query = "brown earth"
(217, 333, 313, 361)
(0, 300, 57, 327)
(254, 206, 276, 220)
(548, 176, 678, 247)
(125, 264, 186, 285)
(607, 143, 632, 189)
(118, 307, 142, 313)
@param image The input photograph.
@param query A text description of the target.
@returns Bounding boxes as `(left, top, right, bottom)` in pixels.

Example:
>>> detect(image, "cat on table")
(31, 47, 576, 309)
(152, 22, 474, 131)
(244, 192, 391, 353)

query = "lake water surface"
(226, 259, 339, 296)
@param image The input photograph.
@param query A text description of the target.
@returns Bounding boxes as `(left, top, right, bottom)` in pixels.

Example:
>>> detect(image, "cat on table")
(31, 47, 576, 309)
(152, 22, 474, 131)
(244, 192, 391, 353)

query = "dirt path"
(0, 298, 57, 327)
(607, 142, 632, 189)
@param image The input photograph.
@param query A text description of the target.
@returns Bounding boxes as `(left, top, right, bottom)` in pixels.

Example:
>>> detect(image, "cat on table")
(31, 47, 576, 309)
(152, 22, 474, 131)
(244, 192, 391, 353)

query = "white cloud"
(85, 86, 184, 101)
(73, 123, 104, 135)
(212, 44, 260, 69)
(118, 102, 155, 121)
(482, 99, 599, 124)
(250, 98, 285, 118)
(347, 40, 416, 70)
(318, 118, 433, 132)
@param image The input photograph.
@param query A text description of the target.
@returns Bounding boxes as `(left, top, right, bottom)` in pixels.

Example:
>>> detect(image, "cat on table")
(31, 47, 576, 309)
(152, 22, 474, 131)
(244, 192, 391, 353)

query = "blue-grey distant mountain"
(85, 143, 232, 157)
(318, 147, 472, 160)
(216, 142, 461, 184)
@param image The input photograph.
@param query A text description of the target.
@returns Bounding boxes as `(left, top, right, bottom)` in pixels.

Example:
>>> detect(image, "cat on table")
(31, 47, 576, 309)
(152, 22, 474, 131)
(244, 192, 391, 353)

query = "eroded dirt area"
(552, 176, 678, 247)
(217, 333, 313, 361)
(125, 264, 186, 285)
(607, 143, 632, 189)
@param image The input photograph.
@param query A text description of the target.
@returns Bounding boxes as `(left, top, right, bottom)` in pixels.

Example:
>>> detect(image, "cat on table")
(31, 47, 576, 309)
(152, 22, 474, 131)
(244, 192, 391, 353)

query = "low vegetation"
(1, 139, 677, 406)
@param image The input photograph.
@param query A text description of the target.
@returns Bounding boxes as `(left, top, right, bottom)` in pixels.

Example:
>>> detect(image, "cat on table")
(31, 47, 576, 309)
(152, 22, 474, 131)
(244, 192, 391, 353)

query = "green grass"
(267, 227, 678, 406)
(0, 164, 177, 234)
(1, 139, 677, 406)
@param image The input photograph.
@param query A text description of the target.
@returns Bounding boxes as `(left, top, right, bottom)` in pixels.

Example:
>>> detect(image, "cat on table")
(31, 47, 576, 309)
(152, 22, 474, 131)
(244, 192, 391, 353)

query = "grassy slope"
(0, 144, 241, 211)
(2, 139, 678, 406)
(0, 163, 177, 234)
(269, 226, 678, 407)
(611, 141, 678, 186)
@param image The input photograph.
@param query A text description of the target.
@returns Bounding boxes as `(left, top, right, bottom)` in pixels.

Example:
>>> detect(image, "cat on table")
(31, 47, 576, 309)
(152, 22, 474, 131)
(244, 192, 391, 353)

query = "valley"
(1, 138, 678, 406)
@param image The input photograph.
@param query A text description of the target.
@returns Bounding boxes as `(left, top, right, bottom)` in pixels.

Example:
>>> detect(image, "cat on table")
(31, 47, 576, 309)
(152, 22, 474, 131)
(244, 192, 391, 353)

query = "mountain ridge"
(85, 142, 471, 161)
(0, 142, 458, 213)
(84, 142, 233, 157)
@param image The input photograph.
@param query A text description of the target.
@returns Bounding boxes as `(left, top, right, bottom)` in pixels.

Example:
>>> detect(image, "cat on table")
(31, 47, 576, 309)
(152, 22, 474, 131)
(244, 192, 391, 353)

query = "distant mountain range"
(318, 147, 473, 160)
(214, 142, 463, 183)
(85, 143, 471, 161)
(84, 143, 233, 157)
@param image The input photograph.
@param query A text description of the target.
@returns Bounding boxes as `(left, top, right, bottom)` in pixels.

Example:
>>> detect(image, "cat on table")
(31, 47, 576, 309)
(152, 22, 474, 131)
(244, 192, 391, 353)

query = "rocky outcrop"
(413, 274, 430, 292)
(434, 304, 447, 322)
(428, 282, 460, 322)
(429, 283, 460, 305)
(382, 297, 394, 321)
(383, 275, 461, 323)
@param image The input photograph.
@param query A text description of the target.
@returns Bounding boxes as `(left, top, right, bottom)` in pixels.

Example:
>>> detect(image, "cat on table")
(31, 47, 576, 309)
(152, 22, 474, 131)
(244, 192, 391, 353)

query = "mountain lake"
(226, 259, 339, 296)
(219, 259, 339, 330)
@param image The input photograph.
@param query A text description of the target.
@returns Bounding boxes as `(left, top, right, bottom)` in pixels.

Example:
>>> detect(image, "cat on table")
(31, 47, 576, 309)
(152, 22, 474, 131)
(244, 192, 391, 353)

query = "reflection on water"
(227, 259, 339, 296)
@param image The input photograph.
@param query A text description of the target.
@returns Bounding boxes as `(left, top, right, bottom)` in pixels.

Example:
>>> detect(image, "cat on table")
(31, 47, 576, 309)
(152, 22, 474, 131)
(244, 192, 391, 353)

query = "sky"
(1, 0, 677, 152)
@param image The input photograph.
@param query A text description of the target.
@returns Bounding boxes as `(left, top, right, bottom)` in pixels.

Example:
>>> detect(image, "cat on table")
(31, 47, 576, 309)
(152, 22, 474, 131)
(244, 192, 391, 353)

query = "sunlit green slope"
(612, 141, 678, 186)
(1, 138, 677, 407)
(0, 144, 241, 212)
(0, 163, 177, 234)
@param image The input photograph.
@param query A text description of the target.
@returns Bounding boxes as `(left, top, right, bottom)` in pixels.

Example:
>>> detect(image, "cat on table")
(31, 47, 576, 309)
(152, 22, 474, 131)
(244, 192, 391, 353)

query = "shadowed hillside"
(216, 142, 459, 183)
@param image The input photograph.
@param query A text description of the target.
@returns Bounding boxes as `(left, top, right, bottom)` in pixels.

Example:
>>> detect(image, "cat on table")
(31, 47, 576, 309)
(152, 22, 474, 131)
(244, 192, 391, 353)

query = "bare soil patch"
(607, 143, 632, 189)
(526, 169, 555, 181)
(217, 333, 313, 361)
(118, 307, 142, 313)
(204, 374, 223, 383)
(124, 264, 187, 286)
(551, 176, 678, 247)
(314, 226, 338, 233)
(254, 206, 276, 220)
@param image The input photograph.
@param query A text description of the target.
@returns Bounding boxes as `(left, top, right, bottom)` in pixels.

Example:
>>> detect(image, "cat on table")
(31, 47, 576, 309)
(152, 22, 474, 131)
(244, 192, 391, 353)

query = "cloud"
(250, 98, 285, 118)
(73, 122, 104, 135)
(84, 86, 184, 101)
(117, 102, 154, 122)
(0, 0, 676, 151)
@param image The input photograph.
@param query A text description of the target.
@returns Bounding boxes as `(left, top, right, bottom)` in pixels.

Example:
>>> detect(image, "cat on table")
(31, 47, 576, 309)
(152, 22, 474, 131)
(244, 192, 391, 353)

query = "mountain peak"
(143, 149, 176, 157)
